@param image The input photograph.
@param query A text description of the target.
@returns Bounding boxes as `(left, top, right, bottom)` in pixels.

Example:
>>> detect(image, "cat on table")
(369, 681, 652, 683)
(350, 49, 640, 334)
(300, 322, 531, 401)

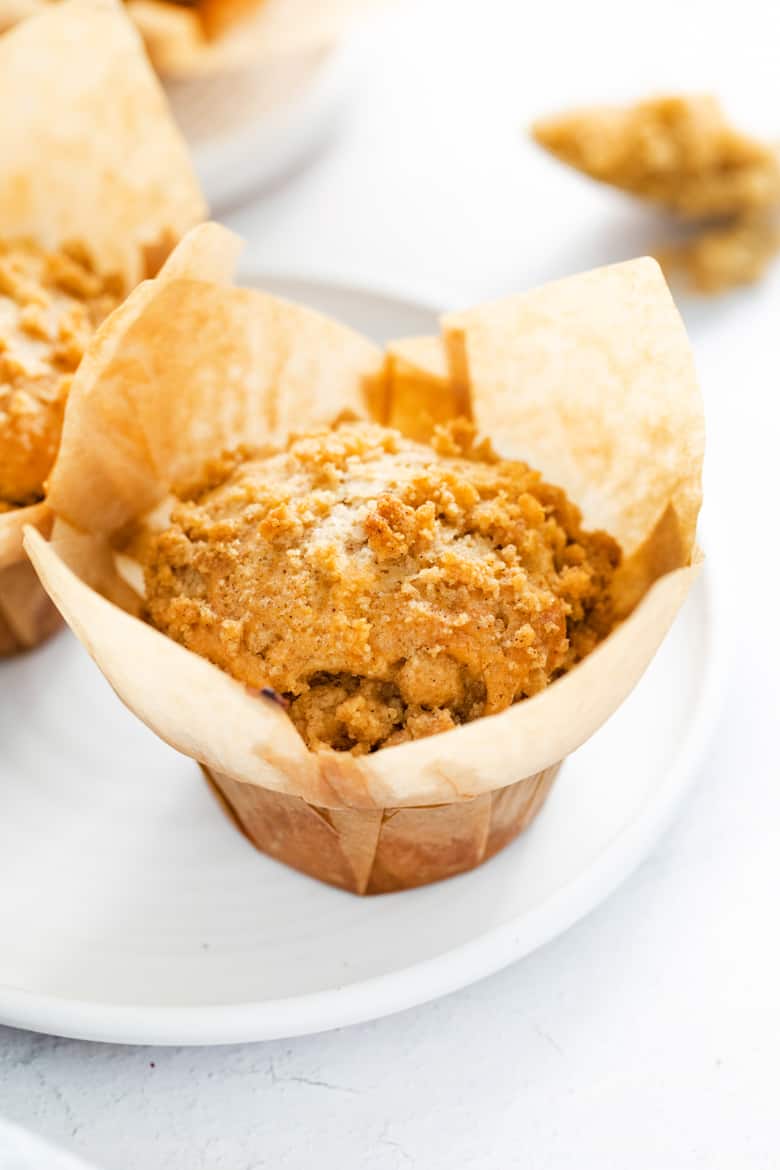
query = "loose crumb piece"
(138, 420, 620, 754)
(533, 95, 780, 218)
(656, 215, 780, 294)
(0, 239, 122, 507)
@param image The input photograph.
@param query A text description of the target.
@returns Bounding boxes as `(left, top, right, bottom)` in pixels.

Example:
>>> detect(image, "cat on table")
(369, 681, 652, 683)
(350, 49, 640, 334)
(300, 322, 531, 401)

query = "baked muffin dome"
(140, 419, 620, 753)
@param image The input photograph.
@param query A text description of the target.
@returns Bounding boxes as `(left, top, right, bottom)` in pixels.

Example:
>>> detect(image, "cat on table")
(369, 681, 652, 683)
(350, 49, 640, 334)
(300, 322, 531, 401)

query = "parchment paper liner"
(0, 0, 382, 79)
(25, 228, 704, 891)
(0, 0, 204, 654)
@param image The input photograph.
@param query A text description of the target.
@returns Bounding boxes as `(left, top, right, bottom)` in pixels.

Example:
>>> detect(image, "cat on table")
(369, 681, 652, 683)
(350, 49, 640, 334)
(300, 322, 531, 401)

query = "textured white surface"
(0, 1118, 97, 1170)
(1, 0, 779, 1166)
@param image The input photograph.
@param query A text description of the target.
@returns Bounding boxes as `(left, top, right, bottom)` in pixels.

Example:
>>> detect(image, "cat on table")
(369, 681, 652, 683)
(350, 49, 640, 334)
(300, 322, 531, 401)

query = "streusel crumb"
(140, 420, 620, 753)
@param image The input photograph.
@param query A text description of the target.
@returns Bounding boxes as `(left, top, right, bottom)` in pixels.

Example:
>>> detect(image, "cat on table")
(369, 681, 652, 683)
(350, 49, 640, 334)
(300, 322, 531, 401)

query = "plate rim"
(0, 276, 727, 1046)
(188, 41, 356, 212)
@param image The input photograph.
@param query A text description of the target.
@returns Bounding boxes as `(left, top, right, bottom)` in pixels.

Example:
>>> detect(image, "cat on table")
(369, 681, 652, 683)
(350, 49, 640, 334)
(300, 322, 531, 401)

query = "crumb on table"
(533, 94, 780, 218)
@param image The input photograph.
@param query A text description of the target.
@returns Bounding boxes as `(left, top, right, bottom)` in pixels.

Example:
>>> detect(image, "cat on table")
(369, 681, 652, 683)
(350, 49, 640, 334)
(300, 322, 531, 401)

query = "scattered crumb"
(533, 94, 780, 293)
(533, 94, 780, 217)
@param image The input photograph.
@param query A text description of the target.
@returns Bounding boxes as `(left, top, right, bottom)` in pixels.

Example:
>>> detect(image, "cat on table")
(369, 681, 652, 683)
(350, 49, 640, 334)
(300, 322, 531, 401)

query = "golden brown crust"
(0, 240, 121, 508)
(139, 419, 619, 754)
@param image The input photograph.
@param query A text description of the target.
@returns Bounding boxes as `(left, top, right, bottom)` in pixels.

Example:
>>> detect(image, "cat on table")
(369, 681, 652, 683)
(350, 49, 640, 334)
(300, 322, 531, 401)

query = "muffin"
(26, 224, 704, 893)
(0, 0, 204, 654)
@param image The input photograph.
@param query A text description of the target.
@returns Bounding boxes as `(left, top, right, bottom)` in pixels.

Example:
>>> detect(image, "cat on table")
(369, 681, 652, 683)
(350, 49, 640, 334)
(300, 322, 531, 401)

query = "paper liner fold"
(0, 503, 51, 571)
(24, 235, 705, 888)
(204, 763, 560, 893)
(0, 0, 205, 287)
(442, 258, 704, 562)
(0, 559, 62, 655)
(386, 335, 469, 441)
(48, 280, 384, 535)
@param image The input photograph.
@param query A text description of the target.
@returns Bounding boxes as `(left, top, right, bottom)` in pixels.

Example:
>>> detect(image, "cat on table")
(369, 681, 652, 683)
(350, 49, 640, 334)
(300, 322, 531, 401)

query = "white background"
(1, 0, 780, 1166)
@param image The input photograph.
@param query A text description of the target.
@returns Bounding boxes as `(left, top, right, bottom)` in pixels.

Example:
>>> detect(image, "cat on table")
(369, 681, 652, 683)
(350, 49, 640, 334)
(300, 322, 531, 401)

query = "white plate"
(167, 41, 357, 212)
(0, 277, 724, 1047)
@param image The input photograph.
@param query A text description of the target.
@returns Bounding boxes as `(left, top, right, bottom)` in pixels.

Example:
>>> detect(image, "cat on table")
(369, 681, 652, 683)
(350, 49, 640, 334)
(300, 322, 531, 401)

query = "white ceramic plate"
(167, 41, 358, 212)
(0, 277, 723, 1046)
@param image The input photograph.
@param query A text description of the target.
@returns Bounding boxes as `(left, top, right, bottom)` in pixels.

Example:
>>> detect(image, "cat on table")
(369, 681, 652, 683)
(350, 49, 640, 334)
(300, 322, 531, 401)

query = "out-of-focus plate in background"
(167, 41, 358, 211)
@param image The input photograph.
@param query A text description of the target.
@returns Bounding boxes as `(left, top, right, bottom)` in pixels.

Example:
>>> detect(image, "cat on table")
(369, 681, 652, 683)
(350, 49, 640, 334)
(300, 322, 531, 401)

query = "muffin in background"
(0, 0, 204, 655)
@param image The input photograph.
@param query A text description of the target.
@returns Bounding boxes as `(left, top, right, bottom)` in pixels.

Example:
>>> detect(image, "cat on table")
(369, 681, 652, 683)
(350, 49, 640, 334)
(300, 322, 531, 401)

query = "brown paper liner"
(0, 506, 59, 655)
(203, 762, 560, 894)
(0, 559, 62, 656)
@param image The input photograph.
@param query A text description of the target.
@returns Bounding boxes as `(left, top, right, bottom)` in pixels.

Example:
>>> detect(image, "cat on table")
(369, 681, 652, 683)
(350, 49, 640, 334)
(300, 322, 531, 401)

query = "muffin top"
(137, 419, 620, 754)
(0, 239, 121, 508)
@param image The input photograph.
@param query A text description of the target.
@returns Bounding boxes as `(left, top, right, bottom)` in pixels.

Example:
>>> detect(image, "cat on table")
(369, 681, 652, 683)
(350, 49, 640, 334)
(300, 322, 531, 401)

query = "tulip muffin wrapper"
(25, 222, 704, 889)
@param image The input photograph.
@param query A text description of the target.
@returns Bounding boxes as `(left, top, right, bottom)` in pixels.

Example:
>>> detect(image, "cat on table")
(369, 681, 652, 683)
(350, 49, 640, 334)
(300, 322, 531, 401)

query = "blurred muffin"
(0, 0, 204, 655)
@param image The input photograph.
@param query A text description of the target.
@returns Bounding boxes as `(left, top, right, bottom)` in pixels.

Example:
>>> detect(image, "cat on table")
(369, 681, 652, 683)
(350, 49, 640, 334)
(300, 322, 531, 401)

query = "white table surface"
(2, 1, 779, 1167)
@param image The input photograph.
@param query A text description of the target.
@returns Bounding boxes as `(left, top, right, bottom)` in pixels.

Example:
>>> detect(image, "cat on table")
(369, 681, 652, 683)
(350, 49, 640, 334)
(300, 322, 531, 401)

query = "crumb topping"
(139, 420, 620, 754)
(0, 240, 122, 507)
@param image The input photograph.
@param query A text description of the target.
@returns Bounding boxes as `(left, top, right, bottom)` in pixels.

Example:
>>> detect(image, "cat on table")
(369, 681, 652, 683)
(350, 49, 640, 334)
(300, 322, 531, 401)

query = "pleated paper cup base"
(0, 560, 62, 656)
(203, 762, 560, 894)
